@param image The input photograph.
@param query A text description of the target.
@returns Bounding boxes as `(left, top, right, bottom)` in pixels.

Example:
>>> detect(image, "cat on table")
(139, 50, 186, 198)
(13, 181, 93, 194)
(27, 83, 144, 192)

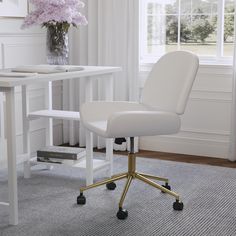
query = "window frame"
(139, 0, 234, 65)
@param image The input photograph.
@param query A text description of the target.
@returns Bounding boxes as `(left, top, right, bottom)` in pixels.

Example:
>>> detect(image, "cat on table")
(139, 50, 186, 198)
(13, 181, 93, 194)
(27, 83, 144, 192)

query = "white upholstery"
(81, 51, 199, 138)
(141, 51, 199, 115)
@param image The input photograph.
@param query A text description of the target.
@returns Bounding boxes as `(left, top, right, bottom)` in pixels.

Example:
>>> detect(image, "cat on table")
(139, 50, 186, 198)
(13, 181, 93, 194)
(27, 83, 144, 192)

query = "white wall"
(0, 19, 63, 167)
(139, 64, 233, 159)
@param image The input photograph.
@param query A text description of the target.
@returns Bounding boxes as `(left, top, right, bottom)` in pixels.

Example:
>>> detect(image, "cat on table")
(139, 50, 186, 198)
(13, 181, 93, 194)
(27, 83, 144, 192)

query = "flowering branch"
(22, 0, 88, 29)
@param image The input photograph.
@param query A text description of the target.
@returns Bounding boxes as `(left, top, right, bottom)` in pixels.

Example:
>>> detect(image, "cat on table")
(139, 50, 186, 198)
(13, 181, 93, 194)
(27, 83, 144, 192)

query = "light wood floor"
(95, 149, 236, 168)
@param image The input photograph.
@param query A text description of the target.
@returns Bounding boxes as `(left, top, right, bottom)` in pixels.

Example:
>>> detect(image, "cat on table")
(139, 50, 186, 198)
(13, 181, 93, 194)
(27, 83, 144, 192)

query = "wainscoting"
(0, 19, 63, 167)
(139, 64, 233, 159)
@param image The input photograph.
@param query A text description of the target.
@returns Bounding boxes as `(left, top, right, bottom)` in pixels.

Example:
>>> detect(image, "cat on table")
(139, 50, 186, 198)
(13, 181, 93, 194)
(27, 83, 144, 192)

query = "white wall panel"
(193, 66, 232, 92)
(3, 42, 45, 68)
(0, 21, 63, 166)
(140, 64, 233, 159)
(0, 45, 2, 68)
(182, 99, 231, 133)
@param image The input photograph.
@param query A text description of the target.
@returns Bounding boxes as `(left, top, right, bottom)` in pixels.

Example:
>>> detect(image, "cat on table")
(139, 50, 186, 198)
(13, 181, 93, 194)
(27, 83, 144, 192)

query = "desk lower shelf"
(30, 157, 110, 171)
(28, 110, 80, 121)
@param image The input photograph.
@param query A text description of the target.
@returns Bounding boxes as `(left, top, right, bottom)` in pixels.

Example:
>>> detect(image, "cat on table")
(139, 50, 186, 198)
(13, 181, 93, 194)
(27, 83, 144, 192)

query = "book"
(37, 157, 82, 165)
(37, 157, 62, 164)
(12, 65, 84, 74)
(37, 146, 86, 161)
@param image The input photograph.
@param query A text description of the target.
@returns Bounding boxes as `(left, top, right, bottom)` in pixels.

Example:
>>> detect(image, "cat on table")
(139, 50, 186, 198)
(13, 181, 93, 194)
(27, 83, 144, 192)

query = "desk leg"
(85, 78, 93, 185)
(106, 139, 113, 177)
(86, 131, 93, 186)
(69, 79, 76, 145)
(104, 74, 114, 177)
(45, 81, 53, 146)
(22, 85, 31, 179)
(45, 82, 53, 170)
(6, 88, 18, 225)
(0, 93, 5, 165)
(79, 78, 86, 147)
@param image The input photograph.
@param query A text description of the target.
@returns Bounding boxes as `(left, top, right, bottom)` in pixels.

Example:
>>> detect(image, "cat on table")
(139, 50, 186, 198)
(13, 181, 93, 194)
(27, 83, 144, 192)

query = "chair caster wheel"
(173, 200, 184, 211)
(161, 183, 171, 193)
(116, 208, 128, 220)
(106, 182, 116, 190)
(77, 193, 86, 205)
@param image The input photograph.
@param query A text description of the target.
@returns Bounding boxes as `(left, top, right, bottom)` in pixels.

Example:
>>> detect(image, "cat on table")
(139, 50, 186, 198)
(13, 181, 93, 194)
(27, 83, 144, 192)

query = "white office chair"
(77, 51, 199, 220)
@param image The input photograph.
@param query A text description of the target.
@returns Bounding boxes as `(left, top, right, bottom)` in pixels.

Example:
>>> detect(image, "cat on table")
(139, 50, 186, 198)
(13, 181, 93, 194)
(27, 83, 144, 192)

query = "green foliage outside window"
(148, 2, 234, 45)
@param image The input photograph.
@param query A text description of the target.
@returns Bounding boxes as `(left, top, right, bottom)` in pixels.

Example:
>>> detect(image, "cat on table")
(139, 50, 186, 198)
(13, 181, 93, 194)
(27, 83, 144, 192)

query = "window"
(140, 0, 235, 64)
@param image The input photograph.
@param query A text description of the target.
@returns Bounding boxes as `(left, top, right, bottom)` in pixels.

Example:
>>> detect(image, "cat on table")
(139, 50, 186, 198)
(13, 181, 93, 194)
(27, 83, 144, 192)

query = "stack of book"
(37, 146, 86, 165)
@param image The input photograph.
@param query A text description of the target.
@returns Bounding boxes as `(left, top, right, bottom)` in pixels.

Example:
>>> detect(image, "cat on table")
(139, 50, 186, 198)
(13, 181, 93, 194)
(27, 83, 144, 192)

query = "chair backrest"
(141, 51, 199, 115)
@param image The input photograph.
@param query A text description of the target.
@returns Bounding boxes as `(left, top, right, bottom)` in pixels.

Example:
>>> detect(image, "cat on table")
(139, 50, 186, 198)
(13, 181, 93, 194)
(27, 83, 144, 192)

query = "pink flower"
(22, 0, 87, 29)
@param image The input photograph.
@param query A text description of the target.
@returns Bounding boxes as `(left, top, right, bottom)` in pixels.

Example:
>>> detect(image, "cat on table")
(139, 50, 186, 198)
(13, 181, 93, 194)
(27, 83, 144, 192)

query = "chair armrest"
(81, 101, 147, 123)
(106, 111, 181, 138)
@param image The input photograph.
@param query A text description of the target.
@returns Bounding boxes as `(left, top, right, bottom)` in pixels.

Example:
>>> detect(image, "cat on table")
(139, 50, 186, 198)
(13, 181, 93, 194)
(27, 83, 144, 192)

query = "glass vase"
(46, 25, 69, 65)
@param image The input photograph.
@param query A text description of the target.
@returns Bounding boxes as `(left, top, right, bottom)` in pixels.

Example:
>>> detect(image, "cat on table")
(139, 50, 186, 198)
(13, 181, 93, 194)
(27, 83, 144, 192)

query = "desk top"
(0, 66, 121, 88)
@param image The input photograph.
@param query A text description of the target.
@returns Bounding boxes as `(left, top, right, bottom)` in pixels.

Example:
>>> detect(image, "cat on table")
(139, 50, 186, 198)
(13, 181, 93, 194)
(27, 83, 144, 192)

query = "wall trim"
(180, 127, 230, 136)
(140, 136, 229, 159)
(189, 97, 231, 103)
(0, 33, 45, 37)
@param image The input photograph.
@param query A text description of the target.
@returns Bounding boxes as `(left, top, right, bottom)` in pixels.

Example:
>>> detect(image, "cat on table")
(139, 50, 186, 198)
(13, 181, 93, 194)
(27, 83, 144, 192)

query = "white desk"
(0, 66, 121, 225)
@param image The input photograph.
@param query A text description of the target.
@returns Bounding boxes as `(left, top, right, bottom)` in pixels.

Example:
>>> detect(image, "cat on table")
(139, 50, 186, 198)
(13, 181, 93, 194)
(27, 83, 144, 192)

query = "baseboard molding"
(139, 136, 229, 159)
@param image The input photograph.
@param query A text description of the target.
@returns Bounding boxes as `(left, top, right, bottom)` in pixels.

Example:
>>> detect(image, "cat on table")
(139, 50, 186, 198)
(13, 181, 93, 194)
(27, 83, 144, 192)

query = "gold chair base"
(79, 152, 182, 209)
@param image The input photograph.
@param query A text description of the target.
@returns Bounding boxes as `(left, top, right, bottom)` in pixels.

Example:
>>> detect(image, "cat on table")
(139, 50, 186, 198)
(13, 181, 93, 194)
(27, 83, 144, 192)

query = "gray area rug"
(0, 153, 236, 236)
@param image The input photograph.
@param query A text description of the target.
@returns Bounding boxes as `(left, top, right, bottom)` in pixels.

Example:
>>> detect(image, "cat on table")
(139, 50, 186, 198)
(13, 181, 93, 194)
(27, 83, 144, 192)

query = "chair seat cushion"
(106, 111, 180, 138)
(81, 102, 181, 138)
